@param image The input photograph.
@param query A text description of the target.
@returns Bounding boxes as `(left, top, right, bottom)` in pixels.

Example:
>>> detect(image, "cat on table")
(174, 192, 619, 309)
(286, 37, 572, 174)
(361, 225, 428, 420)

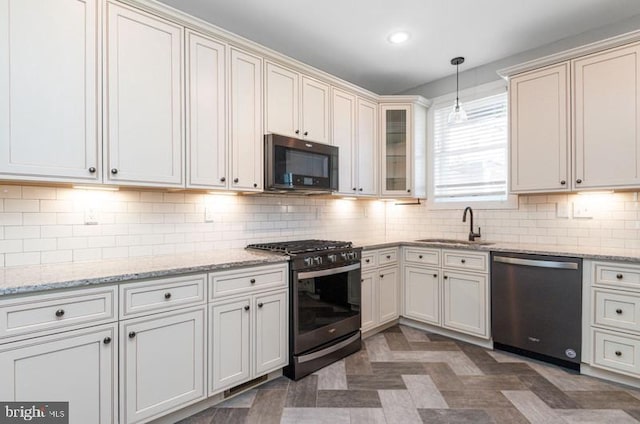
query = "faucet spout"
(462, 206, 481, 241)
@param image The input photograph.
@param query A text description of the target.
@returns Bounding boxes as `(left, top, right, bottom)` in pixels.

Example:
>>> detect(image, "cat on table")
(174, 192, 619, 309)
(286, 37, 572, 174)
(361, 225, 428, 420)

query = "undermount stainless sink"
(415, 238, 494, 246)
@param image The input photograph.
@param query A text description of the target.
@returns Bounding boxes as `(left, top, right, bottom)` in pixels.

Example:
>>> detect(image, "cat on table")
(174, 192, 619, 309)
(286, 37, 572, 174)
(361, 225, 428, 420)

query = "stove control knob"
(304, 258, 313, 266)
(314, 256, 323, 265)
(340, 252, 348, 260)
(327, 254, 337, 263)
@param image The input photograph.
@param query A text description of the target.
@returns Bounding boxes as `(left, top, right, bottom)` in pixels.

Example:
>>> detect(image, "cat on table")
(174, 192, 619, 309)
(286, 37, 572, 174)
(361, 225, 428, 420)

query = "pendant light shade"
(448, 56, 467, 124)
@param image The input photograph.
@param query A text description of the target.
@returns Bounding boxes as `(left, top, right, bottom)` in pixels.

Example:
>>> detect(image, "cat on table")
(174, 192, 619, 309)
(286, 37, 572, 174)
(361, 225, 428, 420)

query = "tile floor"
(178, 324, 640, 423)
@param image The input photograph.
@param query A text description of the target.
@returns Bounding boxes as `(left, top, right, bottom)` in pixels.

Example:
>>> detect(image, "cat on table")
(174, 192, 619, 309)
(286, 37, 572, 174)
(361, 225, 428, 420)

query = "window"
(428, 82, 515, 209)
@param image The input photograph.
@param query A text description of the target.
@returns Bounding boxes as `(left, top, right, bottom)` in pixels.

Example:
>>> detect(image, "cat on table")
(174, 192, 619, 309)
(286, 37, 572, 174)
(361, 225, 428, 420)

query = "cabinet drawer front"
(120, 274, 206, 319)
(377, 249, 398, 266)
(0, 286, 117, 340)
(210, 264, 288, 299)
(404, 248, 439, 266)
(361, 252, 377, 270)
(442, 250, 488, 273)
(593, 329, 640, 376)
(594, 289, 640, 333)
(594, 262, 640, 290)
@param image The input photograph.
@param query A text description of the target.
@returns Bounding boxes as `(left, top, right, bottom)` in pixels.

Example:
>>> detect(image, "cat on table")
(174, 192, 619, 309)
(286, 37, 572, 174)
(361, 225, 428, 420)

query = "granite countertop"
(0, 249, 288, 296)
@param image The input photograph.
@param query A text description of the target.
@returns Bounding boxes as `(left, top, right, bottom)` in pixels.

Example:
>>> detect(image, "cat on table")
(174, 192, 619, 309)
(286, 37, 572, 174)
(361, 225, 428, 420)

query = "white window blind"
(432, 92, 508, 203)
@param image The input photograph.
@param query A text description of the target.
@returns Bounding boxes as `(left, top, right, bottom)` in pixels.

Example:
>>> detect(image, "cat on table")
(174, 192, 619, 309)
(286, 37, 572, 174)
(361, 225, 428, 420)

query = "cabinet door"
(0, 324, 116, 424)
(265, 62, 299, 138)
(510, 63, 570, 192)
(332, 88, 356, 194)
(0, 0, 99, 182)
(404, 266, 440, 325)
(230, 47, 263, 191)
(301, 76, 330, 144)
(121, 307, 206, 424)
(442, 271, 488, 338)
(255, 291, 287, 375)
(360, 272, 377, 332)
(378, 266, 399, 324)
(186, 30, 226, 189)
(574, 42, 640, 189)
(380, 104, 412, 196)
(106, 3, 183, 187)
(356, 98, 378, 195)
(209, 298, 251, 394)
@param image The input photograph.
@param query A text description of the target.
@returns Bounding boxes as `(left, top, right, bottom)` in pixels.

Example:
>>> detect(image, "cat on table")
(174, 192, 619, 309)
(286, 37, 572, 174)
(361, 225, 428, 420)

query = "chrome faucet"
(462, 206, 481, 241)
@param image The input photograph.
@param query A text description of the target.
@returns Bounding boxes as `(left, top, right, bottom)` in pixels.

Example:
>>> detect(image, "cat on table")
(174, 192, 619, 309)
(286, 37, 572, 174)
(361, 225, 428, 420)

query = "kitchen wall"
(0, 185, 386, 267)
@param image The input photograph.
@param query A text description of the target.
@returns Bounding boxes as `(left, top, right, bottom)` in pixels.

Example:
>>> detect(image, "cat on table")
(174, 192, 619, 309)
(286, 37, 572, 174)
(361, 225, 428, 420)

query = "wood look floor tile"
(408, 341, 460, 351)
(565, 390, 640, 409)
(440, 390, 513, 409)
(216, 389, 258, 408)
(402, 375, 448, 408)
(208, 408, 250, 424)
(175, 406, 216, 424)
(623, 408, 640, 421)
(417, 408, 494, 424)
(518, 374, 581, 409)
(485, 407, 531, 424)
(316, 390, 381, 408)
(423, 363, 465, 391)
(258, 376, 290, 390)
(315, 359, 347, 390)
(245, 389, 286, 424)
(345, 348, 373, 375)
(527, 361, 617, 391)
(384, 331, 412, 351)
(458, 375, 528, 391)
(476, 362, 539, 376)
(378, 390, 423, 424)
(349, 408, 387, 424)
(400, 325, 431, 342)
(501, 390, 567, 424)
(456, 342, 498, 365)
(556, 409, 640, 423)
(285, 375, 318, 407)
(347, 374, 407, 390)
(280, 407, 350, 424)
(364, 334, 393, 362)
(371, 361, 430, 375)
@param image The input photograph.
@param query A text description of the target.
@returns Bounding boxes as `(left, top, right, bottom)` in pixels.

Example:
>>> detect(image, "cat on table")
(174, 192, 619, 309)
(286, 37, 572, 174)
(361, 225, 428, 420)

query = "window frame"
(426, 80, 517, 210)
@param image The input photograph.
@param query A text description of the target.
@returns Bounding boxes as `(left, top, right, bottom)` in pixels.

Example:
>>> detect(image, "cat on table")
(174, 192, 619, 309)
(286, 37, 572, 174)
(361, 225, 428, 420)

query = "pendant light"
(448, 56, 467, 124)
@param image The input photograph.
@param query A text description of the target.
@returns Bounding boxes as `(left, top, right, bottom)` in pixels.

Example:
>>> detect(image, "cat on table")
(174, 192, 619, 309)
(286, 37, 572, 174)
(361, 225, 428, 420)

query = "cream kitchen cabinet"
(0, 324, 117, 424)
(404, 265, 440, 325)
(186, 30, 227, 189)
(332, 88, 357, 194)
(0, 0, 100, 183)
(106, 2, 184, 187)
(230, 47, 263, 192)
(360, 248, 400, 332)
(265, 62, 330, 144)
(355, 98, 379, 195)
(442, 270, 488, 337)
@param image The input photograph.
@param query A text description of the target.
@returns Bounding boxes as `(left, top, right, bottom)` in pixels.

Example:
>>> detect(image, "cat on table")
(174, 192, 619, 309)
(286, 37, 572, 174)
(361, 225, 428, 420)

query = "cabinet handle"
(103, 336, 112, 345)
(295, 130, 300, 134)
(418, 255, 423, 259)
(220, 177, 226, 182)
(233, 178, 239, 183)
(560, 180, 566, 185)
(576, 179, 582, 184)
(433, 274, 437, 278)
(111, 168, 118, 174)
(164, 292, 172, 300)
(615, 350, 622, 357)
(304, 131, 308, 136)
(244, 305, 250, 311)
(128, 331, 136, 339)
(55, 309, 65, 318)
(258, 302, 264, 308)
(443, 275, 448, 279)
(461, 259, 466, 264)
(616, 308, 623, 314)
(250, 278, 256, 284)
(88, 167, 96, 173)
(617, 274, 624, 280)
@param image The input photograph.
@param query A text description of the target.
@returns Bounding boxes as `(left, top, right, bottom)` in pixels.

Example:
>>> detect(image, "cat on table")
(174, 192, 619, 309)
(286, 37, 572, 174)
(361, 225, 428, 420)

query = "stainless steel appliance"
(264, 134, 339, 193)
(246, 240, 361, 380)
(491, 252, 582, 370)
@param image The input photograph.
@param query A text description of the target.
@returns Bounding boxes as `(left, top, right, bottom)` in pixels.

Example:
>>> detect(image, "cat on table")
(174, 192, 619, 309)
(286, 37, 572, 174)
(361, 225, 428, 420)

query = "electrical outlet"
(84, 208, 99, 225)
(573, 202, 593, 219)
(204, 207, 214, 223)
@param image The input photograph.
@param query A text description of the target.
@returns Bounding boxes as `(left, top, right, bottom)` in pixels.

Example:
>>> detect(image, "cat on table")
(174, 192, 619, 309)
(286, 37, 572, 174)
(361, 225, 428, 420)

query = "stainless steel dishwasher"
(491, 252, 582, 370)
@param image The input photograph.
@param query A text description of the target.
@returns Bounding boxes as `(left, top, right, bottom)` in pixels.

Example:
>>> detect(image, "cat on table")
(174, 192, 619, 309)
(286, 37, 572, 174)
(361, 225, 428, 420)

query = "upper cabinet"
(509, 41, 640, 193)
(229, 47, 263, 192)
(265, 62, 330, 144)
(356, 98, 379, 195)
(331, 88, 356, 194)
(0, 0, 100, 183)
(106, 3, 184, 187)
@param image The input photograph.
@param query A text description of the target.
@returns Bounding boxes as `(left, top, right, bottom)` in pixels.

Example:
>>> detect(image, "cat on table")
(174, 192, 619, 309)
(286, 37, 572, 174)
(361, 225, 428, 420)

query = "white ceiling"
(157, 0, 640, 94)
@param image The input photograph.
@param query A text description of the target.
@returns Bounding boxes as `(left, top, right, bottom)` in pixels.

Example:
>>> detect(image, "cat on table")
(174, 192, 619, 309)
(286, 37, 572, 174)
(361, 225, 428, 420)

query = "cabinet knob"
(295, 130, 300, 134)
(365, 259, 370, 263)
(461, 259, 466, 264)
(359, 188, 363, 191)
(253, 183, 258, 188)
(615, 350, 622, 357)
(353, 188, 357, 191)
(616, 308, 623, 314)
(234, 178, 239, 183)
(386, 255, 391, 259)
(128, 331, 136, 339)
(560, 180, 566, 185)
(111, 168, 118, 174)
(379, 274, 384, 278)
(164, 292, 172, 300)
(304, 131, 308, 136)
(433, 273, 437, 278)
(576, 179, 582, 184)
(103, 336, 112, 345)
(250, 278, 256, 284)
(220, 177, 226, 182)
(617, 274, 624, 280)
(55, 309, 65, 318)
(88, 167, 96, 173)
(418, 255, 423, 259)
(244, 305, 250, 311)
(443, 275, 448, 280)
(407, 189, 411, 193)
(258, 302, 264, 308)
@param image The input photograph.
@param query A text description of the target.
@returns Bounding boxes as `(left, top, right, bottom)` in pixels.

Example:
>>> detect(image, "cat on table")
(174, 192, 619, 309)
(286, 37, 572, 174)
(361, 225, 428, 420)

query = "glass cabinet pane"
(385, 109, 407, 191)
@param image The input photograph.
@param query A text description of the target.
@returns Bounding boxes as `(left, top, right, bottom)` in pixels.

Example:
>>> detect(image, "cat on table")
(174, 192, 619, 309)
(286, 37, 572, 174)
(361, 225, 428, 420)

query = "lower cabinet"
(442, 270, 488, 337)
(404, 265, 440, 325)
(0, 324, 117, 424)
(378, 267, 400, 324)
(209, 289, 287, 395)
(360, 248, 400, 333)
(120, 306, 206, 424)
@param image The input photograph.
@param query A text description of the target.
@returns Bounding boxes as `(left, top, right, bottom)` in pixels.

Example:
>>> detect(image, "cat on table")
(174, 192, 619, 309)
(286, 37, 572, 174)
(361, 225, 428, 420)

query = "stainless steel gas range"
(246, 240, 362, 380)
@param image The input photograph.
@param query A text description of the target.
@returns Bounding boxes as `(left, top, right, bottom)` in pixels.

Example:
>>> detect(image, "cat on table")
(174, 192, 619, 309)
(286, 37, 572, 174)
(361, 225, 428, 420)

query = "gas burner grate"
(246, 239, 352, 254)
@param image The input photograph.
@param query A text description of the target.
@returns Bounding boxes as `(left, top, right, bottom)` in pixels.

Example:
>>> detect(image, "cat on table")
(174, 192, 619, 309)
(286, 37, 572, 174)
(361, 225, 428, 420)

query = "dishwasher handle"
(493, 255, 579, 270)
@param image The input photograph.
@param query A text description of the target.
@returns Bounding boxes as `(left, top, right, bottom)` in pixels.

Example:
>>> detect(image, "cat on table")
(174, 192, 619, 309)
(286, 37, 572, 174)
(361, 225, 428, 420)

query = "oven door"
(292, 262, 361, 354)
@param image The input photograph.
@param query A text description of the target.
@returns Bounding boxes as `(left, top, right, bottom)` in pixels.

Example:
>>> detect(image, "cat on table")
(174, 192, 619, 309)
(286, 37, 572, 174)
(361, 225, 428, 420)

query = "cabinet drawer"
(120, 274, 206, 319)
(404, 247, 439, 266)
(361, 252, 377, 270)
(377, 249, 398, 266)
(442, 250, 488, 273)
(592, 329, 640, 376)
(594, 262, 640, 291)
(209, 264, 288, 299)
(594, 289, 640, 333)
(0, 286, 117, 341)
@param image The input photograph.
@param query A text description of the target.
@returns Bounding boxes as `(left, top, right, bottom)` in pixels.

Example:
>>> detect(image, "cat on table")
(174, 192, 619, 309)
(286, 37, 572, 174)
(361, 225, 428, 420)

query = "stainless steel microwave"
(264, 134, 339, 193)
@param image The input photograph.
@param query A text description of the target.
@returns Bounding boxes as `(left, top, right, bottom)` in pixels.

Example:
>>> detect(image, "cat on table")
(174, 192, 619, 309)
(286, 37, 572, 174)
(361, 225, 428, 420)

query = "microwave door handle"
(297, 263, 361, 280)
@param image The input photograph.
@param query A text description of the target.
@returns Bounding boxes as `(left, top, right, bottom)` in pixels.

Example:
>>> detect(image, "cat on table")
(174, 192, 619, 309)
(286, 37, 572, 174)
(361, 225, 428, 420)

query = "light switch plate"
(556, 202, 569, 218)
(204, 207, 214, 223)
(573, 201, 593, 218)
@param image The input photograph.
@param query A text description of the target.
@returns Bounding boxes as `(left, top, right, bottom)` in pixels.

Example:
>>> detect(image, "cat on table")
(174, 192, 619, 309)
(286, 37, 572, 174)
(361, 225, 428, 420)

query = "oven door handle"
(298, 263, 361, 280)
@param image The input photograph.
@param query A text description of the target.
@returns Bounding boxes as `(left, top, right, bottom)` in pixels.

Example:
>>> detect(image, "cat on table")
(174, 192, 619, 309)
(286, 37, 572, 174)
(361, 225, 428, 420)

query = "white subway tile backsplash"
(22, 186, 56, 200)
(4, 199, 39, 213)
(0, 240, 22, 253)
(72, 248, 102, 262)
(5, 226, 40, 239)
(0, 212, 22, 226)
(41, 250, 72, 264)
(5, 252, 40, 266)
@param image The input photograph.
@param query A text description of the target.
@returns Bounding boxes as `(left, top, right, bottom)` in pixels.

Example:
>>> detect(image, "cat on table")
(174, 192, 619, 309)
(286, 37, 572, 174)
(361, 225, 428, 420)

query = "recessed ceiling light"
(388, 31, 410, 44)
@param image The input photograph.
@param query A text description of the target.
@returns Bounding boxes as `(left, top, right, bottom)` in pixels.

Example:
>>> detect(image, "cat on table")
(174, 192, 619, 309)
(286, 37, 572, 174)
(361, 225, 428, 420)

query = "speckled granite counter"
(0, 249, 288, 296)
